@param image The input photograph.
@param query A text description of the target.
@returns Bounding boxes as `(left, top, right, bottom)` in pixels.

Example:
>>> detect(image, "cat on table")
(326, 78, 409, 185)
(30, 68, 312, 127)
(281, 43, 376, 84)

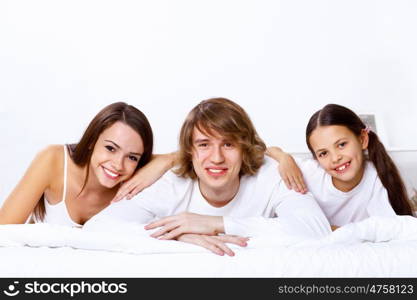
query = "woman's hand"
(266, 147, 307, 194)
(112, 152, 177, 203)
(145, 212, 224, 240)
(177, 233, 249, 256)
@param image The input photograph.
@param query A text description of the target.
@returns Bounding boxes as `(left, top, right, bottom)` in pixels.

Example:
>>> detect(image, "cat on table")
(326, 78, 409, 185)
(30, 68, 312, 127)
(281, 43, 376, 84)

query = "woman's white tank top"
(34, 145, 82, 228)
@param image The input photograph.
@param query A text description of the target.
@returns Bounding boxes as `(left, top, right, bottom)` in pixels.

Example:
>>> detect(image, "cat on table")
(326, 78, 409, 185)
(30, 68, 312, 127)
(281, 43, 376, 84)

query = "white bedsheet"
(1, 216, 417, 277)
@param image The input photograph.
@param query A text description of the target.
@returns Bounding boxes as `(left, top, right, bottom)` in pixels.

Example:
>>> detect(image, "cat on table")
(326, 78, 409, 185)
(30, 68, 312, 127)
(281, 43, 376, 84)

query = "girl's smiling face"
(309, 125, 369, 192)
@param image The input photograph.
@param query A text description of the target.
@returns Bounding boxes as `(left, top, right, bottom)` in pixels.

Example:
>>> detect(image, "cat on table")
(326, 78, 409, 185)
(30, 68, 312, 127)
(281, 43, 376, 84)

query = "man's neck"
(198, 179, 240, 208)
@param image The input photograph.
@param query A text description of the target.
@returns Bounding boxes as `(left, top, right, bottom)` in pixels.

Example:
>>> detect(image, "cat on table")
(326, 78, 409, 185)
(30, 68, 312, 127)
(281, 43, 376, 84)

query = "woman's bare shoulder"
(35, 144, 65, 173)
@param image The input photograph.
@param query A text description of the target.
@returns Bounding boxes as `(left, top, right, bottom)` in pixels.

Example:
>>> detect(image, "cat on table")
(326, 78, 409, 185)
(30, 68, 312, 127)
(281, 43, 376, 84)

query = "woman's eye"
(105, 145, 115, 152)
(198, 143, 208, 148)
(338, 142, 347, 148)
(224, 143, 233, 148)
(129, 155, 138, 162)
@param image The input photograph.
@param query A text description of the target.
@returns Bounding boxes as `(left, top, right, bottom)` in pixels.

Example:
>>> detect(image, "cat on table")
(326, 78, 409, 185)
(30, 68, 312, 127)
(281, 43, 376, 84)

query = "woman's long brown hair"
(34, 102, 153, 221)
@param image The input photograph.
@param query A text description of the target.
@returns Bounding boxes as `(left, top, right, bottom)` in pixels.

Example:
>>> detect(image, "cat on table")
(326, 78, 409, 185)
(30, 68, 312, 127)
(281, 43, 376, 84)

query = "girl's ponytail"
(367, 131, 413, 215)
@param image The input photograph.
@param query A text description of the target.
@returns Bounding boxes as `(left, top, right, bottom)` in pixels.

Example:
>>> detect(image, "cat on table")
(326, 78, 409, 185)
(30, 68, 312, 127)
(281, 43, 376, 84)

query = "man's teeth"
(104, 168, 119, 177)
(208, 169, 223, 173)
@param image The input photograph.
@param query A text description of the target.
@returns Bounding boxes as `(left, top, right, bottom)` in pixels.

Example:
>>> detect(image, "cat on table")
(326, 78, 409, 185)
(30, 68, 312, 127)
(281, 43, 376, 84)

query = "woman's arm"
(222, 190, 332, 239)
(112, 152, 178, 202)
(0, 145, 58, 224)
(266, 146, 307, 193)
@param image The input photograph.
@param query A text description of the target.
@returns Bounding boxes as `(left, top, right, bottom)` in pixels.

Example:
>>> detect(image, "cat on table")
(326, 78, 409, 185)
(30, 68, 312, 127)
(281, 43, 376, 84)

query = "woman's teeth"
(103, 167, 119, 178)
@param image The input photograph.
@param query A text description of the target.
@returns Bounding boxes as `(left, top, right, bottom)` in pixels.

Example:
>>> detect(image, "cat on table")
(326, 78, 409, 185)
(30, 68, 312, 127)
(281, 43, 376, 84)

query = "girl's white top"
(297, 158, 396, 226)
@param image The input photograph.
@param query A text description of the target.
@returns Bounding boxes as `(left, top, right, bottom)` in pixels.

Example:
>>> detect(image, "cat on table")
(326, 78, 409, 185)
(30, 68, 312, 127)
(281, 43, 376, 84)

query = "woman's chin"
(99, 178, 120, 189)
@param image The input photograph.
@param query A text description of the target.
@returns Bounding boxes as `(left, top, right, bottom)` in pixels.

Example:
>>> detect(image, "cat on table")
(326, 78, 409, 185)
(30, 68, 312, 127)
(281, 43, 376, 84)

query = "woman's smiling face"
(309, 125, 369, 192)
(90, 121, 144, 189)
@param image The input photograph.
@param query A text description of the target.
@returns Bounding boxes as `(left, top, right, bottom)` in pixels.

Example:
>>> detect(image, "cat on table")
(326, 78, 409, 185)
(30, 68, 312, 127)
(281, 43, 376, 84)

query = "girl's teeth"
(336, 163, 349, 171)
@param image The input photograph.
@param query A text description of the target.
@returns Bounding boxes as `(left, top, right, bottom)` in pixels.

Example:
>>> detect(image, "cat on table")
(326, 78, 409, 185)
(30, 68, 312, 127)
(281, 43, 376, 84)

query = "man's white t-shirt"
(296, 158, 396, 226)
(86, 157, 331, 238)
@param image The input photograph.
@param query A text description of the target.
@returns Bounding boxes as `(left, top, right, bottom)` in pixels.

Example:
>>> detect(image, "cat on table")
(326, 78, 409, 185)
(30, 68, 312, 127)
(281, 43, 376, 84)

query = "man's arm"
(145, 191, 331, 239)
(223, 190, 332, 239)
(145, 160, 331, 240)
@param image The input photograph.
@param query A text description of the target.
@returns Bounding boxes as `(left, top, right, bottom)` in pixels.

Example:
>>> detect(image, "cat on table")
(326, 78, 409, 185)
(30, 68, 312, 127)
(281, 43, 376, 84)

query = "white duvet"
(1, 216, 417, 277)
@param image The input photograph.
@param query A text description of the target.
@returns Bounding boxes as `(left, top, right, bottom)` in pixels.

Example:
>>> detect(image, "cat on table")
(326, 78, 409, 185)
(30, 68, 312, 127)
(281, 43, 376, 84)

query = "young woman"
(268, 104, 414, 228)
(0, 102, 175, 226)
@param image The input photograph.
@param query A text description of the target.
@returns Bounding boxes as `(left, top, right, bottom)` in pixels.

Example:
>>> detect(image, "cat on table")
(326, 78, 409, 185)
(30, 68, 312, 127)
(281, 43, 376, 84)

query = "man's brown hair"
(175, 98, 266, 179)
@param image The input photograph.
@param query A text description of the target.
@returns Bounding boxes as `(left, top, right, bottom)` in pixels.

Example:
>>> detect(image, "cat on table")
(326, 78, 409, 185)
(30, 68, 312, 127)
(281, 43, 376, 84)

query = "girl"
(0, 102, 175, 226)
(268, 104, 414, 228)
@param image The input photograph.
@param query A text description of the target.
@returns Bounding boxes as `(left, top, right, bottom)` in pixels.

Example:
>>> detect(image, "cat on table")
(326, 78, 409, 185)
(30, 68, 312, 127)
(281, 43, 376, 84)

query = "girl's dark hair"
(34, 102, 154, 221)
(306, 104, 413, 216)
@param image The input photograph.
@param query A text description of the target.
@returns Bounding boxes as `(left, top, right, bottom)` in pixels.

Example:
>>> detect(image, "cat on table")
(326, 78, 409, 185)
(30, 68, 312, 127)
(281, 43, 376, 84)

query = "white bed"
(1, 151, 416, 278)
(1, 216, 417, 277)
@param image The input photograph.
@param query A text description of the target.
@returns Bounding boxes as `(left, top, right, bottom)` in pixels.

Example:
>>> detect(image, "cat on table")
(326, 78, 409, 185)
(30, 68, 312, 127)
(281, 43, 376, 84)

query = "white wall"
(1, 0, 417, 202)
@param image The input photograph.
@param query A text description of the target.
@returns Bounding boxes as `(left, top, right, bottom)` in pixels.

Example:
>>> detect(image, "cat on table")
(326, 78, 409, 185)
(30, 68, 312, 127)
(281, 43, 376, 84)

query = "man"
(85, 98, 331, 255)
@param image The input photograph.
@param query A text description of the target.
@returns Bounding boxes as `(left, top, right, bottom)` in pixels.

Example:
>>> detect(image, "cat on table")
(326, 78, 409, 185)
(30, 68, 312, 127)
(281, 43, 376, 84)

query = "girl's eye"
(224, 143, 233, 148)
(198, 143, 208, 148)
(338, 142, 347, 148)
(318, 151, 327, 158)
(105, 145, 115, 152)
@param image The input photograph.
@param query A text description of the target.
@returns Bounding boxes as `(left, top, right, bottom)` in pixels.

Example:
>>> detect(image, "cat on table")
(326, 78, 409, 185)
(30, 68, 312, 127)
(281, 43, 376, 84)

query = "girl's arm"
(0, 146, 57, 224)
(112, 152, 178, 202)
(266, 146, 307, 194)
